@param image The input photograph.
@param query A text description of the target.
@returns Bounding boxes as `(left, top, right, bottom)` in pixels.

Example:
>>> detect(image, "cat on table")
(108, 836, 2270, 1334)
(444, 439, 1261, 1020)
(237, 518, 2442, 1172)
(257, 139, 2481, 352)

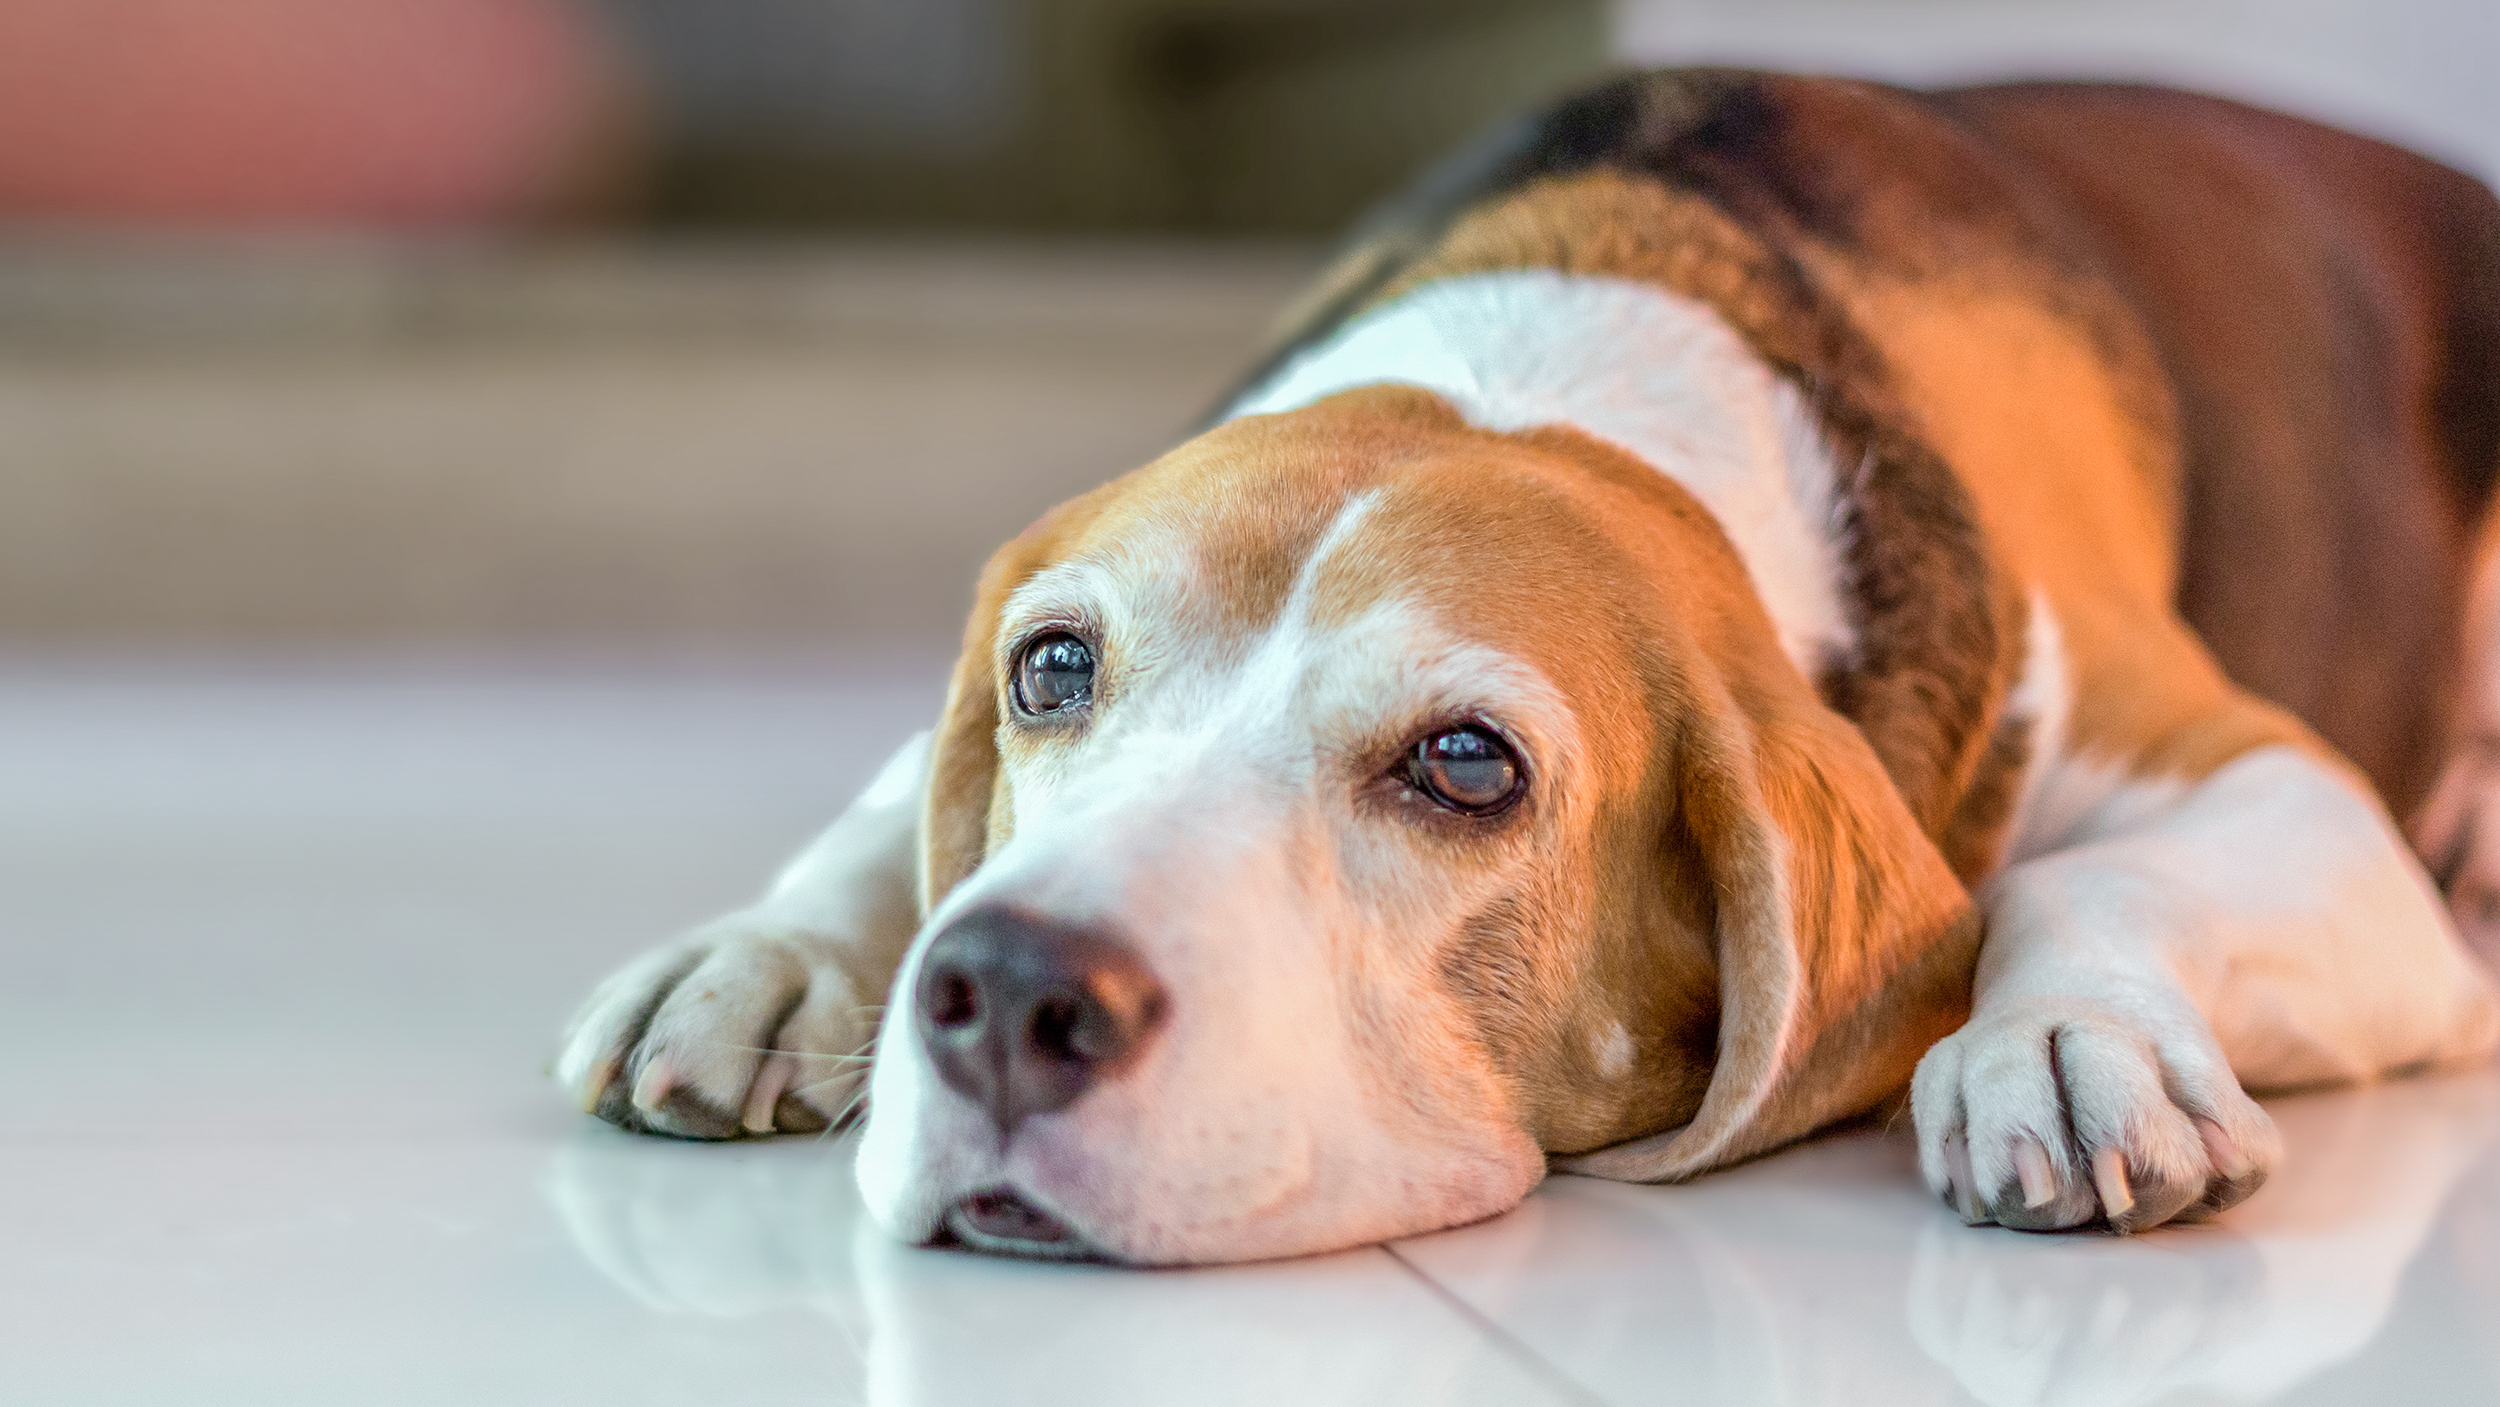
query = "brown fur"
(1388, 171, 2032, 875)
(1937, 83, 2500, 817)
(924, 70, 2500, 1181)
(925, 381, 1978, 1171)
(1276, 67, 2498, 816)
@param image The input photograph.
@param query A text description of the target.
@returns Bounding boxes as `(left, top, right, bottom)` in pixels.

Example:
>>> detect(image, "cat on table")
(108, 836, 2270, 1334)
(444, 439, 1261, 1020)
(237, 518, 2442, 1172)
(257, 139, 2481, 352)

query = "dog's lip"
(940, 1186, 1108, 1263)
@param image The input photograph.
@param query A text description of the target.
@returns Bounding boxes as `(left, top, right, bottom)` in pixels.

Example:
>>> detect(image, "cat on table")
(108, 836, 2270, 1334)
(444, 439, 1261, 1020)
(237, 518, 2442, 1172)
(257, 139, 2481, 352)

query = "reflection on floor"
(4, 661, 2495, 1406)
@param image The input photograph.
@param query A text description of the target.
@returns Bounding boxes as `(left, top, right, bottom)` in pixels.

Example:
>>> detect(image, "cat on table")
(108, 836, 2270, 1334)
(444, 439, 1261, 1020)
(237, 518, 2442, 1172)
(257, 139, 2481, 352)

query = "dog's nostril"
(953, 1188, 1075, 1248)
(928, 970, 980, 1029)
(1028, 995, 1081, 1061)
(911, 907, 1169, 1134)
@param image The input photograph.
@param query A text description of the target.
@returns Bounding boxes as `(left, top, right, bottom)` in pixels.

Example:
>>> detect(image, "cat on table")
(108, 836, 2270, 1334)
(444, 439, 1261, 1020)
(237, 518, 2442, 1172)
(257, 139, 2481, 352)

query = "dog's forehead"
(1006, 394, 1445, 631)
(1006, 392, 1655, 678)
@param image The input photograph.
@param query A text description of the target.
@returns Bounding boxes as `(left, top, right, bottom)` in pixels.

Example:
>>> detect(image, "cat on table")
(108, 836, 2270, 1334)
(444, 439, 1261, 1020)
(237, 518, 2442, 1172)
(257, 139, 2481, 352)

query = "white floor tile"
(1391, 1073, 2500, 1406)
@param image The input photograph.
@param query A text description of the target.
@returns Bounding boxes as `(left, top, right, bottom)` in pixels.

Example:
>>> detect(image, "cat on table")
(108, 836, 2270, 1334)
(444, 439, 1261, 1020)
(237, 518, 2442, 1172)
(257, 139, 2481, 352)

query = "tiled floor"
(6, 662, 2496, 1406)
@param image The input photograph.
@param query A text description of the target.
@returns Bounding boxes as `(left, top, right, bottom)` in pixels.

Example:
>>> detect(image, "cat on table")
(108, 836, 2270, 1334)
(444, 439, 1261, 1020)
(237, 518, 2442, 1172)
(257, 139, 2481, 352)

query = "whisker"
(672, 1039, 798, 1057)
(815, 1085, 873, 1141)
(667, 1037, 881, 1061)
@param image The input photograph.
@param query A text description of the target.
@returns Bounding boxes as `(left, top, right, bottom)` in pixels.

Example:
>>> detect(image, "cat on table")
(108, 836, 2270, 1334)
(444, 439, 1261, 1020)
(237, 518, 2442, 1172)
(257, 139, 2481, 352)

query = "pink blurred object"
(0, 0, 633, 228)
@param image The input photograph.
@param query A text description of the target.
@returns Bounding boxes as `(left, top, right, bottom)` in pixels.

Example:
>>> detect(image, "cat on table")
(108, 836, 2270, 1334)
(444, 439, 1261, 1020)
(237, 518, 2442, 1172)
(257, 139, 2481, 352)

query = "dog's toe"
(556, 918, 875, 1139)
(1912, 1002, 2277, 1234)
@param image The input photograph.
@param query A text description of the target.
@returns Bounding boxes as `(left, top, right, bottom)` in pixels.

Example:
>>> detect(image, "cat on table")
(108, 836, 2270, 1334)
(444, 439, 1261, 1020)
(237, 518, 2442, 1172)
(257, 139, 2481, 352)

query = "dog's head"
(856, 385, 1975, 1264)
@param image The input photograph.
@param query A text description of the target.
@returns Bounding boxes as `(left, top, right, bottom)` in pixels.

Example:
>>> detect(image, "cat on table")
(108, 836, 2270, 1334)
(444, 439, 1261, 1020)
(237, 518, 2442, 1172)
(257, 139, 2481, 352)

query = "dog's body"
(559, 71, 2500, 1264)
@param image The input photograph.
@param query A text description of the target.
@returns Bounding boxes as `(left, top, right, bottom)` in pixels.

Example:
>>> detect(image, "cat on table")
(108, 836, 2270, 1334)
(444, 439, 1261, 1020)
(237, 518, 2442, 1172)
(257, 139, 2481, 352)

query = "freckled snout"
(914, 908, 1170, 1136)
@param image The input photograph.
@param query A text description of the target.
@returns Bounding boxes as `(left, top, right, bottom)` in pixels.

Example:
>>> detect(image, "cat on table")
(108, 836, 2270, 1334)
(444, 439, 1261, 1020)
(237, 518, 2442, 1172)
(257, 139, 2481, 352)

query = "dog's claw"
(1944, 1130, 1979, 1222)
(632, 1058, 677, 1114)
(742, 1052, 795, 1135)
(580, 1052, 619, 1114)
(2093, 1147, 2135, 1222)
(2013, 1139, 2056, 1209)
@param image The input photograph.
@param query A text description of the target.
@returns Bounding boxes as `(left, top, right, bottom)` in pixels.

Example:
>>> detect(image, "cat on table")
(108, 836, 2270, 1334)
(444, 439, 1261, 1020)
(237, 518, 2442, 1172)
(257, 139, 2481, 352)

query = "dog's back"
(1936, 82, 2500, 822)
(1248, 70, 2500, 829)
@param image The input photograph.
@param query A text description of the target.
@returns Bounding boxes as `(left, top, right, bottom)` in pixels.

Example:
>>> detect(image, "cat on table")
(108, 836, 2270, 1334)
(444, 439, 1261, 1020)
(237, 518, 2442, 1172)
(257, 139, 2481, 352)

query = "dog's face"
(856, 386, 1973, 1265)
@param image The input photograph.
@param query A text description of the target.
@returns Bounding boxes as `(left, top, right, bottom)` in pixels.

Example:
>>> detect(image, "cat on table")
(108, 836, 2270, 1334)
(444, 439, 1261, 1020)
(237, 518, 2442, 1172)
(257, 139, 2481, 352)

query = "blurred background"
(4, 0, 2494, 656)
(7, 15, 2500, 1386)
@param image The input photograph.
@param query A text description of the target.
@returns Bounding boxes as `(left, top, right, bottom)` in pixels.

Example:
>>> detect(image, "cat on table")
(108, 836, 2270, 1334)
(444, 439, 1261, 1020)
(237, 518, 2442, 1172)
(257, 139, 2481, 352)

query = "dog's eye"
(1014, 632, 1095, 714)
(1408, 726, 1522, 815)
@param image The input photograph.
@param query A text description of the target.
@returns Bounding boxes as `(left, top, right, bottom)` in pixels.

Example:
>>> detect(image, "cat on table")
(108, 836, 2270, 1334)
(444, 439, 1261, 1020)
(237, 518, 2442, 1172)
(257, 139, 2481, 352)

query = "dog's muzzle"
(913, 906, 1169, 1257)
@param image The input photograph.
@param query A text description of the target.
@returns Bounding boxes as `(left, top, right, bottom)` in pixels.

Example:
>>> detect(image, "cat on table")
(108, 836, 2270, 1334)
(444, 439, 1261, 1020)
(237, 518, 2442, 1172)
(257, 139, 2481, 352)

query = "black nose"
(913, 908, 1169, 1135)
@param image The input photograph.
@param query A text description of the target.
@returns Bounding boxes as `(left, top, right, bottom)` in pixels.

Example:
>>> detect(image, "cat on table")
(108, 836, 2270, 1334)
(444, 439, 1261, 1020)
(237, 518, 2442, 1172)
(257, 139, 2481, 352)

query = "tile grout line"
(1380, 1244, 1612, 1407)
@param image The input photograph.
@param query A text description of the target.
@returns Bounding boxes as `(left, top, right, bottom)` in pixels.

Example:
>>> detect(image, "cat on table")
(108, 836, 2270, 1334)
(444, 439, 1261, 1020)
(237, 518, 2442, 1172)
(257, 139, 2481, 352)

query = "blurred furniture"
(602, 0, 1607, 233)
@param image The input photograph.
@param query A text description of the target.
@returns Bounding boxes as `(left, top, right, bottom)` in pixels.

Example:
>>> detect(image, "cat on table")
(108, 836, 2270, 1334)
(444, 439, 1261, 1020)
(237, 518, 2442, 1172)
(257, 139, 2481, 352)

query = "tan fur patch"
(1834, 277, 2319, 779)
(1384, 169, 2029, 874)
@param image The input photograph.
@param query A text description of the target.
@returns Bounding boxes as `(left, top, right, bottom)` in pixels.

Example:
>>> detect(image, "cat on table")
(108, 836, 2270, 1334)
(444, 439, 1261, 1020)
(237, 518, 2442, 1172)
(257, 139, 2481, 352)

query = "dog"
(557, 70, 2500, 1266)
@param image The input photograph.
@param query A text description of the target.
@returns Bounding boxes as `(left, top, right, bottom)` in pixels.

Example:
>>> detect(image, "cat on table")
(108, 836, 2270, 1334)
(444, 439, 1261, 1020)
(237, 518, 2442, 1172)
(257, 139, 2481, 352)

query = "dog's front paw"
(554, 918, 879, 1140)
(1911, 1001, 2279, 1234)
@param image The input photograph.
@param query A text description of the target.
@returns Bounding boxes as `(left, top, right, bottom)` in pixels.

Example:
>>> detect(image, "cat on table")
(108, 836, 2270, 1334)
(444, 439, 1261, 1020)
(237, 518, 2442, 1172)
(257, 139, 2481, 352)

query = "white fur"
(1915, 741, 2500, 1227)
(857, 491, 1565, 1262)
(1229, 270, 1853, 679)
(1996, 594, 2084, 867)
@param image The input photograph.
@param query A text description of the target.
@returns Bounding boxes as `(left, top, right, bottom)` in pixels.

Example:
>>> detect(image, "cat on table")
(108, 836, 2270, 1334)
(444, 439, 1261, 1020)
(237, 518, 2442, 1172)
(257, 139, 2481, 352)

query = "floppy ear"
(1563, 683, 1980, 1181)
(916, 498, 1103, 918)
(916, 613, 1003, 920)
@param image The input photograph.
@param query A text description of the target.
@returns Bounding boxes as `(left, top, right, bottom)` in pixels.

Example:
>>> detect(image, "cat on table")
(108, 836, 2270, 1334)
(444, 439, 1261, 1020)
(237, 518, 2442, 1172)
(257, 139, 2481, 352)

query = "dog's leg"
(1914, 743, 2500, 1233)
(554, 731, 929, 1138)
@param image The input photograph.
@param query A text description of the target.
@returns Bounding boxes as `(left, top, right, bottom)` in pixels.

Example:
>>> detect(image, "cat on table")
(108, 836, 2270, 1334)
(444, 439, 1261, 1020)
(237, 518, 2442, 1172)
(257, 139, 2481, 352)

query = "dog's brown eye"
(1014, 632, 1095, 714)
(1409, 726, 1522, 815)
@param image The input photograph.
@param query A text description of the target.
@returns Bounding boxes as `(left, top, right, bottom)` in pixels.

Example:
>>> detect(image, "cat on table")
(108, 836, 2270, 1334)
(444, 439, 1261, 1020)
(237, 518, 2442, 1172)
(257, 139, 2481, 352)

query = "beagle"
(557, 70, 2500, 1265)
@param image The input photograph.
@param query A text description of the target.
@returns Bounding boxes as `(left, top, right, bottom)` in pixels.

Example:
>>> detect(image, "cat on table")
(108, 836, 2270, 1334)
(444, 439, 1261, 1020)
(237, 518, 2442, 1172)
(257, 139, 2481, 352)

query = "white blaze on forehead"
(997, 485, 1386, 652)
(1229, 269, 1852, 677)
(1279, 487, 1387, 628)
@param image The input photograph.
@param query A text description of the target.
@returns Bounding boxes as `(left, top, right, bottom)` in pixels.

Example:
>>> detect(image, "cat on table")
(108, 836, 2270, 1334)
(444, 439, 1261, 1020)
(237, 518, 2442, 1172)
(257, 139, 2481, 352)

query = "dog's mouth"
(940, 1187, 1104, 1262)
